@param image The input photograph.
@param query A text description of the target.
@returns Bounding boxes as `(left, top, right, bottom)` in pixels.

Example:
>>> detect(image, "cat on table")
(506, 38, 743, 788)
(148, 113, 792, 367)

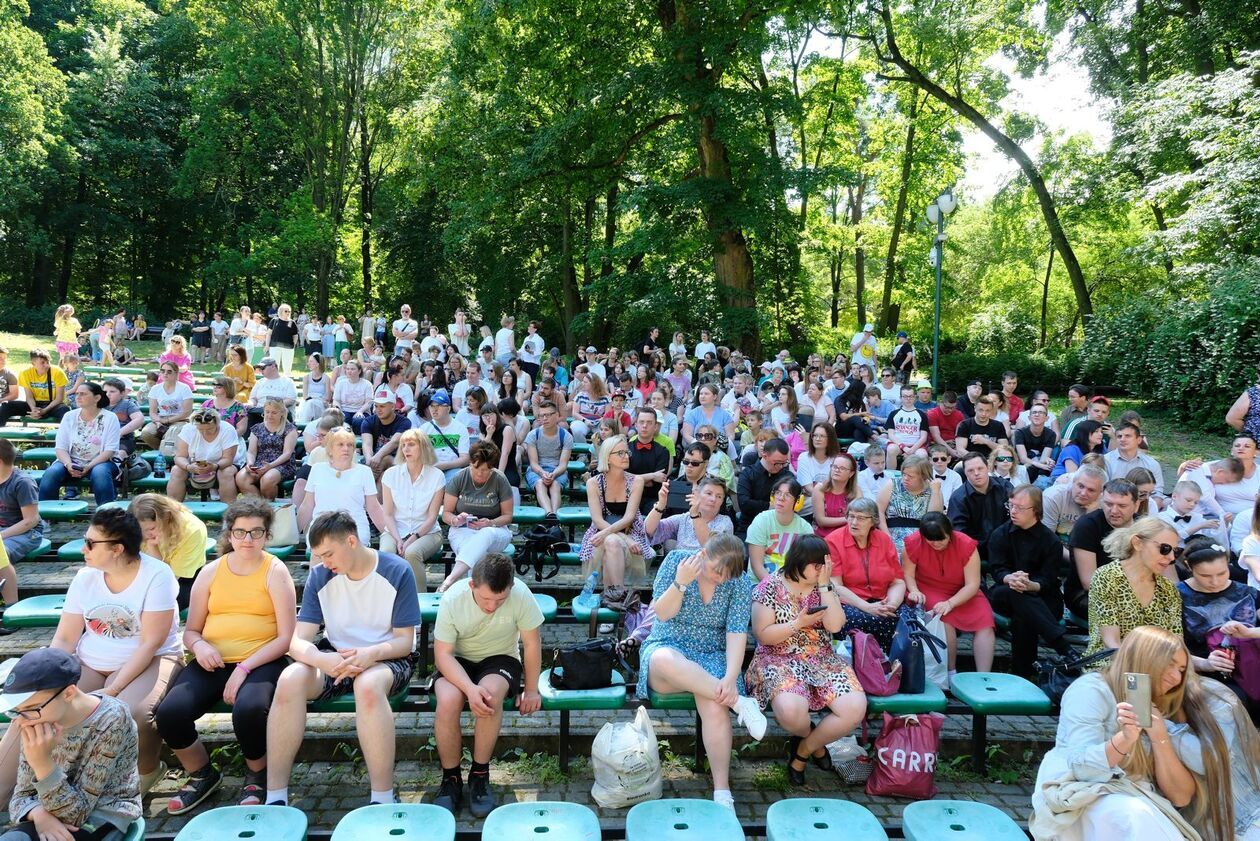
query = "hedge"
(934, 347, 1082, 395)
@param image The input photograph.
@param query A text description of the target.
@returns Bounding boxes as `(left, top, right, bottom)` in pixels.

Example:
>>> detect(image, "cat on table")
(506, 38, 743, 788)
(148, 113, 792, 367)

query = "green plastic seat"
(482, 802, 601, 841)
(58, 535, 217, 562)
(512, 505, 548, 525)
(625, 798, 743, 841)
(571, 442, 593, 455)
(17, 447, 57, 464)
(267, 544, 296, 559)
(174, 804, 309, 840)
(20, 538, 53, 561)
(569, 591, 619, 624)
(37, 500, 89, 521)
(309, 681, 410, 713)
(555, 506, 592, 527)
(419, 592, 555, 624)
(648, 689, 696, 710)
(331, 803, 455, 841)
(901, 800, 1025, 841)
(0, 428, 53, 441)
(131, 475, 170, 491)
(121, 818, 145, 841)
(3, 594, 66, 628)
(96, 500, 130, 512)
(767, 799, 887, 841)
(865, 681, 948, 715)
(556, 542, 582, 565)
(22, 469, 44, 483)
(539, 668, 626, 711)
(950, 672, 1051, 714)
(185, 501, 229, 521)
(566, 462, 587, 478)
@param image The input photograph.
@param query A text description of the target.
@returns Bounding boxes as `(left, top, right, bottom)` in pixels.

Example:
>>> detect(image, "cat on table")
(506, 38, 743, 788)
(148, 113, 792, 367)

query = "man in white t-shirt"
(517, 320, 544, 381)
(850, 323, 879, 375)
(694, 330, 717, 363)
(392, 305, 418, 352)
(493, 316, 516, 366)
(419, 325, 447, 363)
(422, 390, 471, 477)
(451, 361, 485, 411)
(266, 511, 420, 808)
(209, 312, 230, 363)
(583, 347, 607, 383)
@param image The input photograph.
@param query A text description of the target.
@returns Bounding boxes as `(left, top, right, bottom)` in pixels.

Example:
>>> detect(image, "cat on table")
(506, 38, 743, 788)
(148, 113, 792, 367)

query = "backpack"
(516, 524, 567, 582)
(849, 628, 902, 696)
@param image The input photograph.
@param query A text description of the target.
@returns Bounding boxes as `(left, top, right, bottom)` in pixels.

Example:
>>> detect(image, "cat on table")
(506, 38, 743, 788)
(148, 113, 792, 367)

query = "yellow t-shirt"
(145, 507, 208, 580)
(0, 540, 9, 571)
(17, 366, 69, 405)
(54, 318, 81, 344)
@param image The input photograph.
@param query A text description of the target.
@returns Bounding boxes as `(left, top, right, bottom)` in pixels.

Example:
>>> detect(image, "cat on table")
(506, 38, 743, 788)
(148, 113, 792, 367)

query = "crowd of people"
(0, 306, 1256, 839)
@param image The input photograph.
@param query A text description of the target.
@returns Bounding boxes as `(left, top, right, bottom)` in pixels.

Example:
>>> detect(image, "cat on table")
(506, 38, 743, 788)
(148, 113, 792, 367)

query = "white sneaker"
(140, 761, 168, 795)
(733, 695, 767, 741)
(713, 790, 736, 810)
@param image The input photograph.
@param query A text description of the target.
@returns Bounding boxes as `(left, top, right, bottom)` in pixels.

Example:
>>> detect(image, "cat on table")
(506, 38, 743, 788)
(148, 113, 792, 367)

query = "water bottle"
(153, 453, 166, 478)
(574, 571, 600, 611)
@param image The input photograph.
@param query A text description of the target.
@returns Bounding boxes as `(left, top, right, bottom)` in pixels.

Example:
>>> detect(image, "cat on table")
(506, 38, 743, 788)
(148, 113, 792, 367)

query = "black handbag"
(888, 610, 946, 695)
(1035, 648, 1116, 706)
(552, 639, 616, 690)
(516, 524, 567, 582)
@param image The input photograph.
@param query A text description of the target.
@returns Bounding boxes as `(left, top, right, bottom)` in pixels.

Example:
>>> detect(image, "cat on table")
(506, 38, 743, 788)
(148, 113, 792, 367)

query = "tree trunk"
(698, 113, 758, 354)
(560, 199, 579, 354)
(57, 172, 87, 303)
(849, 182, 867, 326)
(1039, 241, 1054, 349)
(878, 104, 918, 334)
(875, 7, 1093, 317)
(360, 103, 373, 309)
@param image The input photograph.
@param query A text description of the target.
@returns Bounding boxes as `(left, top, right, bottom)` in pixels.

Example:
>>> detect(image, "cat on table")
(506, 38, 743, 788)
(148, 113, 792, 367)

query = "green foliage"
(1081, 259, 1260, 430)
(938, 346, 1081, 394)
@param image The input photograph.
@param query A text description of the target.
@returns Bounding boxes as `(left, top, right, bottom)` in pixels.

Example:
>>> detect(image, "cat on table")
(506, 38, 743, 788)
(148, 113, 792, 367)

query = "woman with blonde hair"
(159, 335, 196, 389)
(876, 453, 944, 556)
(579, 435, 654, 592)
(1084, 518, 1183, 659)
(1032, 625, 1260, 841)
(989, 442, 1029, 487)
(380, 429, 445, 588)
(132, 492, 208, 610)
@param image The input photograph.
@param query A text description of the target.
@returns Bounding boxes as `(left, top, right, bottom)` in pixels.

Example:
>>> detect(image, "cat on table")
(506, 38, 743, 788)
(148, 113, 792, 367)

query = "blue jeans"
(2, 527, 46, 561)
(39, 461, 117, 504)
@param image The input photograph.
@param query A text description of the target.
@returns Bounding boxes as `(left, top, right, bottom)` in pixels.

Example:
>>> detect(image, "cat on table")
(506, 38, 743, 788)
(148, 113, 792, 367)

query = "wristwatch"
(672, 582, 687, 593)
(819, 584, 834, 592)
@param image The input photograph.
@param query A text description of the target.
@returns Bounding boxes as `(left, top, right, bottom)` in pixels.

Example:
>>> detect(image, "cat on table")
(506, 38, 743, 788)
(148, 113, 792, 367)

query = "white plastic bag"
(590, 706, 663, 808)
(826, 734, 865, 765)
(922, 610, 950, 691)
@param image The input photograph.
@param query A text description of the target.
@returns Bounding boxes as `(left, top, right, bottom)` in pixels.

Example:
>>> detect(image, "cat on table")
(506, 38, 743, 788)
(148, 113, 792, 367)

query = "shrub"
(935, 347, 1081, 395)
(1080, 259, 1260, 430)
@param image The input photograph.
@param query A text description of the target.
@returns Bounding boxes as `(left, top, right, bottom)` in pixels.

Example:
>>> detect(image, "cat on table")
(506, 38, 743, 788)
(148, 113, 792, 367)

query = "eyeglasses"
(12, 687, 68, 720)
(1004, 502, 1035, 513)
(773, 491, 797, 500)
(846, 513, 873, 522)
(83, 538, 122, 550)
(995, 456, 1014, 463)
(1137, 491, 1152, 501)
(230, 527, 268, 541)
(611, 449, 630, 457)
(682, 459, 705, 468)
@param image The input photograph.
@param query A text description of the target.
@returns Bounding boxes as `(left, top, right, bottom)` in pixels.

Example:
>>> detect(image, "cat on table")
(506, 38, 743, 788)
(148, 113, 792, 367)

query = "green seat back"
(37, 500, 89, 521)
(331, 803, 455, 841)
(512, 505, 547, 525)
(766, 799, 887, 841)
(481, 801, 601, 841)
(625, 799, 743, 841)
(865, 681, 948, 715)
(948, 672, 1051, 714)
(901, 800, 1024, 841)
(648, 689, 696, 711)
(539, 668, 626, 711)
(174, 805, 309, 840)
(2, 594, 66, 628)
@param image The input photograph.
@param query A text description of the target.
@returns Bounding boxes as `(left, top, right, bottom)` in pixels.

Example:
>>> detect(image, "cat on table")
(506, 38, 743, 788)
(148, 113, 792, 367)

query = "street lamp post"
(926, 190, 956, 390)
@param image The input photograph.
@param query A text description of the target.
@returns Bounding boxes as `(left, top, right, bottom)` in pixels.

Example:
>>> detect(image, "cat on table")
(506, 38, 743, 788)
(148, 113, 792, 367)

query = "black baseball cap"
(0, 648, 80, 714)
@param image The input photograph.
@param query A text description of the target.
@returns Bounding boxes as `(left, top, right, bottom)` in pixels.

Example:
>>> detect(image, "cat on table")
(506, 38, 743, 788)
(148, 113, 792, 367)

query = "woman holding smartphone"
(1032, 625, 1260, 841)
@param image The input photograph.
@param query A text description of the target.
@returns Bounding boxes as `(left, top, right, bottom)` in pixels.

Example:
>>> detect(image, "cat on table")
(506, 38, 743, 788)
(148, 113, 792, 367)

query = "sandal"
(809, 723, 834, 771)
(786, 736, 808, 787)
(166, 766, 222, 815)
(239, 768, 266, 806)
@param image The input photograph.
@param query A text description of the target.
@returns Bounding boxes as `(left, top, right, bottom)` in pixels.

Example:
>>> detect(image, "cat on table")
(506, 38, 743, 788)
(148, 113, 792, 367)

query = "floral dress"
(885, 478, 931, 556)
(578, 472, 654, 570)
(637, 549, 754, 698)
(204, 398, 246, 430)
(745, 575, 861, 710)
(248, 420, 296, 480)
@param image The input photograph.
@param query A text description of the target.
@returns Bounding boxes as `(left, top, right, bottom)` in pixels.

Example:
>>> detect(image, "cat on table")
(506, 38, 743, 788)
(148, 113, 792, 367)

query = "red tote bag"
(865, 712, 944, 799)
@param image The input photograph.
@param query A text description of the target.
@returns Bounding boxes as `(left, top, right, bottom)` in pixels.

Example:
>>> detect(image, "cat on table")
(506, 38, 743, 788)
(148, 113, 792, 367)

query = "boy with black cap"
(0, 648, 140, 840)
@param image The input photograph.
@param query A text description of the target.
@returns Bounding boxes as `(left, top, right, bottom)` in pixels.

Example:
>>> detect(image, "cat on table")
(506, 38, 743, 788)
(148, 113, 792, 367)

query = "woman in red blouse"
(822, 497, 907, 650)
(903, 512, 996, 675)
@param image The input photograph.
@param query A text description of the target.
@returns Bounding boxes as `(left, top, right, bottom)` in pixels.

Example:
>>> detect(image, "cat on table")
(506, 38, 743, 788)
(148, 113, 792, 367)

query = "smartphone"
(795, 412, 815, 431)
(806, 605, 828, 615)
(1124, 672, 1152, 728)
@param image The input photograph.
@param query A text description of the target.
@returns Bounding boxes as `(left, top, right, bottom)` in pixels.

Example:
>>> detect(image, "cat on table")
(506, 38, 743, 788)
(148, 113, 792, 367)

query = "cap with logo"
(430, 389, 452, 407)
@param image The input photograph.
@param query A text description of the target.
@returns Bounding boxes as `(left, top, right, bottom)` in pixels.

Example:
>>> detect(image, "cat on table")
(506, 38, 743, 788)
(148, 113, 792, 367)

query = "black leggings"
(154, 658, 287, 761)
(0, 823, 119, 840)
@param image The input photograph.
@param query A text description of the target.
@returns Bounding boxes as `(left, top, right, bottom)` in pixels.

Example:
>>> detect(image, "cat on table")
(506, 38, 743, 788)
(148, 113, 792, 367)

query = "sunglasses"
(696, 433, 716, 440)
(995, 456, 1014, 463)
(83, 537, 122, 550)
(1146, 540, 1178, 557)
(682, 459, 705, 467)
(930, 456, 950, 463)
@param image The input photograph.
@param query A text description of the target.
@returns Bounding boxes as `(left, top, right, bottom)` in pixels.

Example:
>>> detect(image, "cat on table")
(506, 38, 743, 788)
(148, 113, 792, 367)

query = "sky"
(960, 34, 1113, 200)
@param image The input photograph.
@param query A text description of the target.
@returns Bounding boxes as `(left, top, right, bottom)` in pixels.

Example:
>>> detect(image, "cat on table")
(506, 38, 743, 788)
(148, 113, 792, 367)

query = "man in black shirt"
(956, 379, 983, 419)
(627, 407, 671, 515)
(1013, 404, 1057, 482)
(362, 392, 412, 484)
(947, 452, 1010, 561)
(737, 437, 790, 533)
(988, 485, 1076, 676)
(665, 442, 712, 517)
(953, 395, 1008, 460)
(1065, 479, 1139, 619)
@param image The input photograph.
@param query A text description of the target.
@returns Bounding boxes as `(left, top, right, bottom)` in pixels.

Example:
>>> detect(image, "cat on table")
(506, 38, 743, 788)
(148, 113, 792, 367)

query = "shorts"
(452, 655, 522, 698)
(525, 466, 570, 489)
(314, 639, 415, 701)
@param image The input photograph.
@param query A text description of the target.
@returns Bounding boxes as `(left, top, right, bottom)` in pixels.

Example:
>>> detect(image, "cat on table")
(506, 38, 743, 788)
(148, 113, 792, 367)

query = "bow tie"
(871, 472, 885, 480)
(635, 441, 654, 451)
(1174, 515, 1192, 523)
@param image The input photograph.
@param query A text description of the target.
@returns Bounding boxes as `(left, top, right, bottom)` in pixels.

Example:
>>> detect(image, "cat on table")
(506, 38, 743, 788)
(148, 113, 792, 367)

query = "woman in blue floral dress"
(638, 533, 764, 812)
(876, 454, 943, 555)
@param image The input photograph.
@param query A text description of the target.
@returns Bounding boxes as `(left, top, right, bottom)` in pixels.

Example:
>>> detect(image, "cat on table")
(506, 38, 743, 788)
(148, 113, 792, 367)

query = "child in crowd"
(97, 320, 114, 367)
(739, 410, 764, 452)
(136, 370, 159, 405)
(61, 354, 84, 396)
(161, 322, 176, 345)
(1157, 480, 1220, 549)
(856, 445, 892, 501)
(1183, 456, 1244, 529)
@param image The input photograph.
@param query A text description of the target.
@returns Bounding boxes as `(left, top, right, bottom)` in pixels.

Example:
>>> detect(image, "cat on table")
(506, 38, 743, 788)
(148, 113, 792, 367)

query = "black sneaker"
(166, 766, 222, 815)
(434, 776, 462, 815)
(468, 773, 495, 818)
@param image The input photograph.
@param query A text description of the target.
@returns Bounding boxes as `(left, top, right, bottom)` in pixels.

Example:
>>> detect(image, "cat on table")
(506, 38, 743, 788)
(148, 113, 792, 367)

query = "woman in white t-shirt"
(170, 408, 242, 503)
(141, 360, 195, 451)
(380, 430, 445, 588)
(668, 331, 687, 360)
(297, 427, 394, 546)
(0, 507, 183, 798)
(333, 359, 374, 432)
